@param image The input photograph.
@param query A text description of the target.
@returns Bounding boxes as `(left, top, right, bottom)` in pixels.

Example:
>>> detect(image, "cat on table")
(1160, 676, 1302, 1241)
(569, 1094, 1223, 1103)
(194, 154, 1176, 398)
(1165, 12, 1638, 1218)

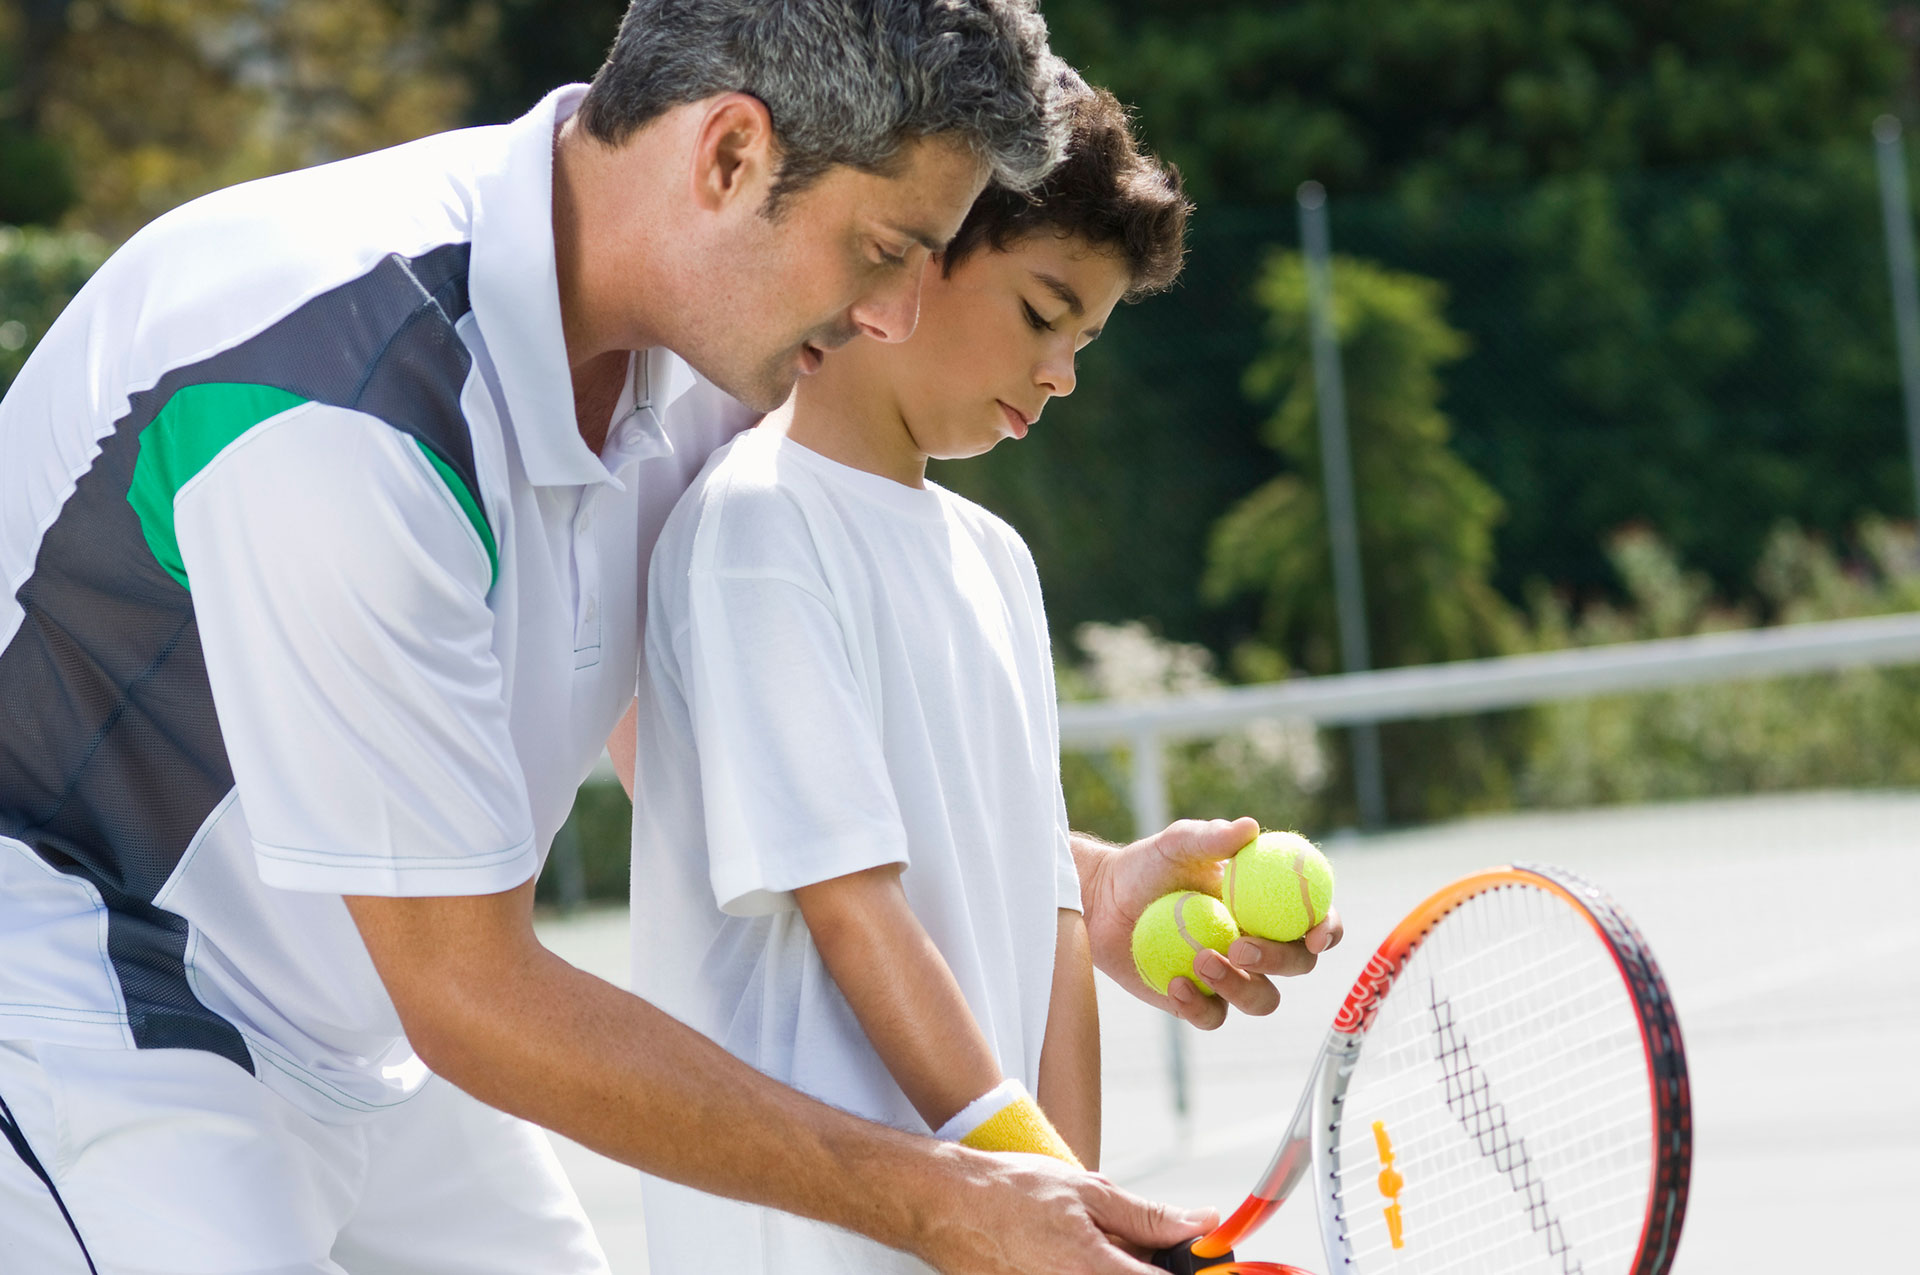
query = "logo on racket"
(1333, 950, 1398, 1033)
(1373, 1121, 1406, 1249)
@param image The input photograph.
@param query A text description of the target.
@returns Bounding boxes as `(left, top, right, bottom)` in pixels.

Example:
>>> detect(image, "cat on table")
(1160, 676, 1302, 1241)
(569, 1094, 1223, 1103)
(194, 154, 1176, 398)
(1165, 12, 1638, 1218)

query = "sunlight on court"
(536, 789, 1920, 1274)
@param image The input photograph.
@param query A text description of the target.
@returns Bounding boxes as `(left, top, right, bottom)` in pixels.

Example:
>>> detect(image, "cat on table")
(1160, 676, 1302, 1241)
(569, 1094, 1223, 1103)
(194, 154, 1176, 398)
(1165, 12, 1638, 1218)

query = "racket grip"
(1150, 1238, 1235, 1273)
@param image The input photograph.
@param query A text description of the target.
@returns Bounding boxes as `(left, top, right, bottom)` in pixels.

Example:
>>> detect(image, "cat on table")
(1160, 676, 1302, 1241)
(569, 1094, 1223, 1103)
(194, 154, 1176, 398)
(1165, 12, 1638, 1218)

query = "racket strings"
(1331, 883, 1655, 1275)
(1429, 984, 1580, 1271)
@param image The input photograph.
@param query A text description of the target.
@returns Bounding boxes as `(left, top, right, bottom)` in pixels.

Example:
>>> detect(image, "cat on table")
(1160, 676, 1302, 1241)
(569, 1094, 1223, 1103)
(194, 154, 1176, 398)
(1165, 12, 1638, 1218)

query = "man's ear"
(689, 92, 778, 215)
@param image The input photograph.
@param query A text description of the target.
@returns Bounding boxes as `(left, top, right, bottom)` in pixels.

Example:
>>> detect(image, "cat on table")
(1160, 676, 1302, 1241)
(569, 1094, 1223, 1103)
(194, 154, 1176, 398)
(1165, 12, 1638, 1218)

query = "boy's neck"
(780, 348, 930, 489)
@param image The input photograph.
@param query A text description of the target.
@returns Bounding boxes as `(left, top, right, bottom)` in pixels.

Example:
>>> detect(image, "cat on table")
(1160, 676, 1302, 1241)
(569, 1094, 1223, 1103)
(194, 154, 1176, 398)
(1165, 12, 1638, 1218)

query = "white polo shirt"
(0, 85, 753, 1120)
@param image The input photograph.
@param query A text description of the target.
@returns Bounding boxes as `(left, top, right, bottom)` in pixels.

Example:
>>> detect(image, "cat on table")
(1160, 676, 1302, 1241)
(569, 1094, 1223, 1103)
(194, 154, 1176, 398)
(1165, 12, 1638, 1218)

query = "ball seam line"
(1291, 849, 1315, 931)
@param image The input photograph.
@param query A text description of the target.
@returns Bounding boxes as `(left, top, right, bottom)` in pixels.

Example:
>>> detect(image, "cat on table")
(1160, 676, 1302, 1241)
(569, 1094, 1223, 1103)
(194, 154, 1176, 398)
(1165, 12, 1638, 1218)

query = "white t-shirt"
(629, 427, 1080, 1273)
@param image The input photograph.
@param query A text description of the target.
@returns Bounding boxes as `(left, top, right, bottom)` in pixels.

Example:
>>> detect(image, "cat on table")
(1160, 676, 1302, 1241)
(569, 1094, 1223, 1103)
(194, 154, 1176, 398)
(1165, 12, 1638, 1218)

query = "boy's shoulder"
(930, 481, 1040, 572)
(653, 427, 836, 583)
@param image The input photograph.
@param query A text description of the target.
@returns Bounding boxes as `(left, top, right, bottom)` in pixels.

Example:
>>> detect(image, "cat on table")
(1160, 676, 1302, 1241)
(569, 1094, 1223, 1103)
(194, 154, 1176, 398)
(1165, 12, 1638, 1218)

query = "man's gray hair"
(577, 0, 1064, 207)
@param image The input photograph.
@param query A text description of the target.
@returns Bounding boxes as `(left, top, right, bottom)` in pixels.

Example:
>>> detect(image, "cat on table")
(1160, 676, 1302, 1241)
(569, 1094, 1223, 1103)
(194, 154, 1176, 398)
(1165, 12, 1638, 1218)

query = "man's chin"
(689, 358, 798, 415)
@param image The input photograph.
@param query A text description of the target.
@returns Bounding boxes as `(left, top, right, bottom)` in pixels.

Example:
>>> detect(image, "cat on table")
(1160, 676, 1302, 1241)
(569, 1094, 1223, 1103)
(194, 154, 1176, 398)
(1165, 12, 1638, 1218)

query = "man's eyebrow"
(1031, 271, 1085, 316)
(883, 222, 948, 253)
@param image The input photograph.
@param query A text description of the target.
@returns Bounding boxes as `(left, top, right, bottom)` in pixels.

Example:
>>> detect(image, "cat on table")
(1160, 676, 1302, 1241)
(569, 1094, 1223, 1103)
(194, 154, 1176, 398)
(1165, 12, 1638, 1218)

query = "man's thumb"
(1083, 1180, 1219, 1253)
(1154, 816, 1259, 867)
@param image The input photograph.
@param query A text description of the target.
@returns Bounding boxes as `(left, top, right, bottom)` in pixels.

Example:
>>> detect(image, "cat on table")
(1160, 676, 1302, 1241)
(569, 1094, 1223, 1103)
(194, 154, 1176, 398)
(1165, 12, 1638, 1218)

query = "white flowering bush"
(1058, 621, 1327, 842)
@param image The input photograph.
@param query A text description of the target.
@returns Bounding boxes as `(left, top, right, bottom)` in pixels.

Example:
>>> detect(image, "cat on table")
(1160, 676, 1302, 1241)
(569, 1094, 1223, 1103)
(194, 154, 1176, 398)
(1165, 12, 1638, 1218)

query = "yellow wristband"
(940, 1080, 1083, 1168)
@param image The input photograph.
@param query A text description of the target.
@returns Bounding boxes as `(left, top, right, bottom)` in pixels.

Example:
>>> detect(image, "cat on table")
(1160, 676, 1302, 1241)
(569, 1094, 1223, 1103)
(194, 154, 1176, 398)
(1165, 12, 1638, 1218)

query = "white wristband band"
(934, 1078, 1027, 1143)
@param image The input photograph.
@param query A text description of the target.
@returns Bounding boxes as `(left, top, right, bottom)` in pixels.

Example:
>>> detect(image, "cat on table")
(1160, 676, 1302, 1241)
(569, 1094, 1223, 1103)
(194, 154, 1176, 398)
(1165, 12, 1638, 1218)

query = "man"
(0, 3, 1333, 1273)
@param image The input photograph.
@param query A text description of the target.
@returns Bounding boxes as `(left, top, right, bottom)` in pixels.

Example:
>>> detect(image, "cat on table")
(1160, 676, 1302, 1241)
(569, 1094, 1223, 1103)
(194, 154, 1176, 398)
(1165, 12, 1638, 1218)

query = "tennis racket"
(1152, 862, 1690, 1275)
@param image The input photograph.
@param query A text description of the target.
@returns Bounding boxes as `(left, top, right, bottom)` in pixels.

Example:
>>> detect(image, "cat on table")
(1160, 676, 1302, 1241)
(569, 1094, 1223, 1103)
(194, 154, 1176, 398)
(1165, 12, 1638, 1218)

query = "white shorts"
(0, 1039, 609, 1275)
(642, 1175, 933, 1275)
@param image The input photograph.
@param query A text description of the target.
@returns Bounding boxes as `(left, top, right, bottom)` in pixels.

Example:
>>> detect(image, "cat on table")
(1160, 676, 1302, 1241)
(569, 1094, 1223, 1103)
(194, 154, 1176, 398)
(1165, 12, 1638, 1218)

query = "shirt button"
(583, 596, 599, 624)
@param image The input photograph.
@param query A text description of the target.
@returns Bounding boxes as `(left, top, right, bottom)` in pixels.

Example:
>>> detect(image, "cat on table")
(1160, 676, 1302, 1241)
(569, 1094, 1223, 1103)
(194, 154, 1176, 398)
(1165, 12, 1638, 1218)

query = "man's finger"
(1224, 933, 1320, 978)
(1165, 977, 1227, 1030)
(1080, 1175, 1218, 1259)
(1307, 907, 1344, 953)
(1192, 950, 1280, 1017)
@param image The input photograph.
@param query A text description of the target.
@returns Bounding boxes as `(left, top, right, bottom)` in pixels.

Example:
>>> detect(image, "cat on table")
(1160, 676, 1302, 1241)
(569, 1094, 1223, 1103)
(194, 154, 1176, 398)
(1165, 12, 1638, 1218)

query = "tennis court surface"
(536, 788, 1920, 1272)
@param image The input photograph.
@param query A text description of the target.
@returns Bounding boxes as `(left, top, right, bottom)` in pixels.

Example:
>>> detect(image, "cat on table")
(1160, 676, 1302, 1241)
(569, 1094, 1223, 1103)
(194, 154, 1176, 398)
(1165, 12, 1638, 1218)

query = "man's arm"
(607, 697, 638, 799)
(345, 881, 1212, 1275)
(1038, 907, 1100, 1169)
(1073, 820, 1343, 1032)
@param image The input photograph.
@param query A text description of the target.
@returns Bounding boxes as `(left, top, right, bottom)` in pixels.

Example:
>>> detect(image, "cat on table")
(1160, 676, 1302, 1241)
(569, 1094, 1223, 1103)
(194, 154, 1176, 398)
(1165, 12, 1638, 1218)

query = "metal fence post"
(1128, 729, 1191, 1145)
(1875, 116, 1920, 521)
(1298, 181, 1388, 830)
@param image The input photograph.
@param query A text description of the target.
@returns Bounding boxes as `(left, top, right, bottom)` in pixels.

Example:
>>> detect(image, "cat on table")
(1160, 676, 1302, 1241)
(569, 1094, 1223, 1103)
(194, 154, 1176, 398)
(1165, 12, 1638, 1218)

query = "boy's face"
(888, 233, 1130, 460)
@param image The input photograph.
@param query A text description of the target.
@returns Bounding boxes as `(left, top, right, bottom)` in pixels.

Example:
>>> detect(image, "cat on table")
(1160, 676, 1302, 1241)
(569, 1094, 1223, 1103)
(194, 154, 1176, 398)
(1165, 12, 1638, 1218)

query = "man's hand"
(917, 1147, 1216, 1275)
(1074, 819, 1343, 1031)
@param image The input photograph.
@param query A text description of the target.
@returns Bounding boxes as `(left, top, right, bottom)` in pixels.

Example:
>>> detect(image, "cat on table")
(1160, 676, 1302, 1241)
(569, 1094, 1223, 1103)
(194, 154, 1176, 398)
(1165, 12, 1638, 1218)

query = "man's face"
(683, 137, 990, 412)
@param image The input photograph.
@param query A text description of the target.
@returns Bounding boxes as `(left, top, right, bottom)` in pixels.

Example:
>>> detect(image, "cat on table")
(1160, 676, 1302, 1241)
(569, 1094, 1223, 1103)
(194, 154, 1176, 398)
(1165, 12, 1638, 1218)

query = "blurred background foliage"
(12, 0, 1920, 866)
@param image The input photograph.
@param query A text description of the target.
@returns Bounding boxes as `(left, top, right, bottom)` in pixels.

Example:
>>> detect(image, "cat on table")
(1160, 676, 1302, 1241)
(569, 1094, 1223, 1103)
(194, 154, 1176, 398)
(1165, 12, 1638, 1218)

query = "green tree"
(0, 225, 108, 394)
(938, 0, 1915, 646)
(1201, 250, 1523, 822)
(1204, 251, 1515, 672)
(1045, 0, 1902, 206)
(4, 0, 486, 237)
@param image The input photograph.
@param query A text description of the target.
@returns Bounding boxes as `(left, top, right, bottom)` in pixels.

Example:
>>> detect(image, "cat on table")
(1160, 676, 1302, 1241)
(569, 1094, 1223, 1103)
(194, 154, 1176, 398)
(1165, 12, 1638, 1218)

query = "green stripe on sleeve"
(127, 382, 499, 592)
(128, 383, 311, 590)
(413, 440, 499, 586)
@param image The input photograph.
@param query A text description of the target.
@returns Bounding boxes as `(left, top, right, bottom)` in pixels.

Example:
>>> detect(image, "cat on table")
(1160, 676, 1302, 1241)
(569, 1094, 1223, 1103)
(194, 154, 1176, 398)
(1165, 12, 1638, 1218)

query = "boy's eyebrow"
(1030, 271, 1085, 316)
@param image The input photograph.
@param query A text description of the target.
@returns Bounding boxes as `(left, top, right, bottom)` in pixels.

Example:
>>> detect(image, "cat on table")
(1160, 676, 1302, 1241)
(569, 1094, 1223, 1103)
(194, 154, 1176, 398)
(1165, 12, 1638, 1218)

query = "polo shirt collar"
(469, 84, 608, 489)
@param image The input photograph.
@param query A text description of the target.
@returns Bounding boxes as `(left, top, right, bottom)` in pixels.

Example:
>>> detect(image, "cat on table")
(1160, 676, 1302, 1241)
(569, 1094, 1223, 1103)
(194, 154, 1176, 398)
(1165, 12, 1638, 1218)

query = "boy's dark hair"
(942, 65, 1190, 298)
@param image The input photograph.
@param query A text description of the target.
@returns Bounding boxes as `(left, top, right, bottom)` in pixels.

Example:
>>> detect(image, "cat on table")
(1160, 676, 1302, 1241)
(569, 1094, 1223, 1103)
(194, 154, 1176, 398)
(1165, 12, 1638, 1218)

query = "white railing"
(1059, 610, 1920, 1136)
(1062, 610, 1920, 842)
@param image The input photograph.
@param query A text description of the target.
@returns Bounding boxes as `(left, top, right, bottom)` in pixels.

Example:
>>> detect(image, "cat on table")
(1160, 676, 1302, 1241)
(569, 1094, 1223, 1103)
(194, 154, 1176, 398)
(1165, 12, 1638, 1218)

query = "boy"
(629, 68, 1191, 1273)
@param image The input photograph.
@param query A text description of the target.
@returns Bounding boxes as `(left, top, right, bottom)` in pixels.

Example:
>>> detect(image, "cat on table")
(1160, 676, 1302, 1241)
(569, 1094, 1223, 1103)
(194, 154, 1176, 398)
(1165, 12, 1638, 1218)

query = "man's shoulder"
(100, 126, 499, 329)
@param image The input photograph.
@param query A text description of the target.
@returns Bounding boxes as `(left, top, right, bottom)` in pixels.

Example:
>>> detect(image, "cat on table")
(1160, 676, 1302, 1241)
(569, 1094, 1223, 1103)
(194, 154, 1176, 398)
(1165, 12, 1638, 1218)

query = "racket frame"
(1183, 862, 1691, 1275)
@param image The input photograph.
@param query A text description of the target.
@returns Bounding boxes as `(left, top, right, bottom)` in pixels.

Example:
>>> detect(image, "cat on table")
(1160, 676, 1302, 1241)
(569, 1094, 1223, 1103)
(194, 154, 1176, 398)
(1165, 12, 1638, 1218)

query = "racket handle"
(1149, 1238, 1235, 1273)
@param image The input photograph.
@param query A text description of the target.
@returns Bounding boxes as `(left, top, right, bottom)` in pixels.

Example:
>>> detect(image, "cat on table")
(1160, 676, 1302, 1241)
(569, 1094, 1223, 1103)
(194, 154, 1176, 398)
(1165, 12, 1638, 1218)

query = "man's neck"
(572, 350, 631, 458)
(552, 114, 670, 455)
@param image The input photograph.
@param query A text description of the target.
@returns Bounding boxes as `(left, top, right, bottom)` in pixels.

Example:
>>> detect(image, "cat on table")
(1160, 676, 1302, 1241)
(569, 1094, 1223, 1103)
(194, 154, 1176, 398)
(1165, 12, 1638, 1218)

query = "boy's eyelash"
(876, 244, 909, 265)
(1023, 301, 1055, 332)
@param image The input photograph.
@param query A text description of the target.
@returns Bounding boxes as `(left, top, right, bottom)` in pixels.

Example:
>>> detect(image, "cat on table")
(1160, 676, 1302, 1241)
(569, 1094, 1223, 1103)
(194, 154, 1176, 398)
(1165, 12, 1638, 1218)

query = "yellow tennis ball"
(1131, 890, 1240, 996)
(1222, 830, 1335, 943)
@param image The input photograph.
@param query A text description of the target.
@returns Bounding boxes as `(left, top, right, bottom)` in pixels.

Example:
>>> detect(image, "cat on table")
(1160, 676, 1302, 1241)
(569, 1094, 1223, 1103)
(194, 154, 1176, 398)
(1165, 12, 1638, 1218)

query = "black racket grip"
(1150, 1238, 1234, 1273)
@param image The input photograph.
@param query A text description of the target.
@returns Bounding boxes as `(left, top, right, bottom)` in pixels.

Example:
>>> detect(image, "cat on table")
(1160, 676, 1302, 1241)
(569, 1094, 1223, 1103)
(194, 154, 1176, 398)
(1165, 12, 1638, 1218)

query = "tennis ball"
(1131, 890, 1240, 996)
(1222, 830, 1335, 943)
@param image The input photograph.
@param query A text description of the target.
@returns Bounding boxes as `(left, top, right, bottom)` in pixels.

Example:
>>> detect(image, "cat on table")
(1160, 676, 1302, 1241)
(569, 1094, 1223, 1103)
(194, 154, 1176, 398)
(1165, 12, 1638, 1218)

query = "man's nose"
(849, 259, 928, 344)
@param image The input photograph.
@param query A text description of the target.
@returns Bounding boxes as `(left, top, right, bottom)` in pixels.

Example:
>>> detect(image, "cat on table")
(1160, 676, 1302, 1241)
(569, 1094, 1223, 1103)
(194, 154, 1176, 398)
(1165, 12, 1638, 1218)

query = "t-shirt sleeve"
(175, 401, 536, 897)
(674, 530, 909, 917)
(1034, 572, 1081, 915)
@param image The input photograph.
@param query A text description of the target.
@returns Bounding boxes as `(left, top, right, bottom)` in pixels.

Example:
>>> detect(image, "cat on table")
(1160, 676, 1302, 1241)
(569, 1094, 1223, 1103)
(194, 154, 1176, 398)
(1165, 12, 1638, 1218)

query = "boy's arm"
(795, 863, 1004, 1132)
(1038, 907, 1100, 1169)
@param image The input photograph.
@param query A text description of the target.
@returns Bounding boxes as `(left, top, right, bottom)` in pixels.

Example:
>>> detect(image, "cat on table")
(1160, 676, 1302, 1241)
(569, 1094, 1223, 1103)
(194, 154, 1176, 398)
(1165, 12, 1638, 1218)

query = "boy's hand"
(1072, 819, 1343, 1031)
